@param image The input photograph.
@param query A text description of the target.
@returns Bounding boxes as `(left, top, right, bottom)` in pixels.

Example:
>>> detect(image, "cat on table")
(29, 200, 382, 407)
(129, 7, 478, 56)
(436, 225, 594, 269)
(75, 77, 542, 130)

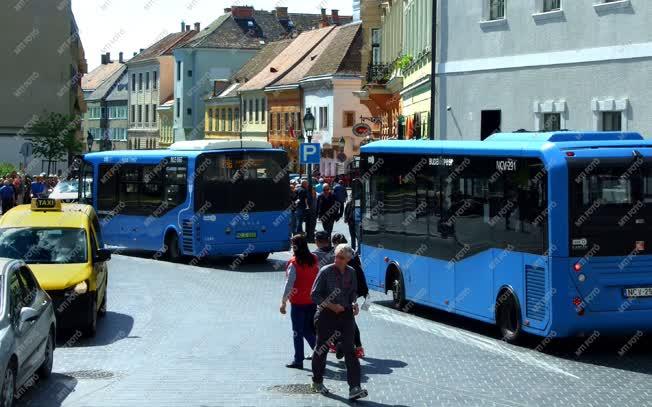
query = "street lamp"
(302, 108, 316, 242)
(86, 131, 94, 152)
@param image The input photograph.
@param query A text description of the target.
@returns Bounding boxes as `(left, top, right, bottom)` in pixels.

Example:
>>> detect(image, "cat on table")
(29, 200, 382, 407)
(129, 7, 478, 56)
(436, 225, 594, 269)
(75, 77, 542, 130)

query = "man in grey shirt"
(310, 244, 368, 401)
(312, 230, 334, 269)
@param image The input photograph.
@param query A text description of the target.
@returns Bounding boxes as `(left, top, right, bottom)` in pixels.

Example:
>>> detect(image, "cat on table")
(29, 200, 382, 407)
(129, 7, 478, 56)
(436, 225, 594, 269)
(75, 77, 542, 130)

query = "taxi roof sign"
(31, 198, 61, 211)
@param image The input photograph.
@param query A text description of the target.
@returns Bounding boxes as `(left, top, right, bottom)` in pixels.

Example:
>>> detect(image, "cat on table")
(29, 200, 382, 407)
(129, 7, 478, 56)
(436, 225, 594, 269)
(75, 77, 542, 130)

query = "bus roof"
(360, 131, 652, 157)
(83, 143, 284, 162)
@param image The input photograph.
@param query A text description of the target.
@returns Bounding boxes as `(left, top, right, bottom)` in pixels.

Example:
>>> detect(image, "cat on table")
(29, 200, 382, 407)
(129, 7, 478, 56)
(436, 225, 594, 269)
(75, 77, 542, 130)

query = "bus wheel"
(391, 273, 406, 310)
(496, 292, 522, 344)
(166, 233, 181, 262)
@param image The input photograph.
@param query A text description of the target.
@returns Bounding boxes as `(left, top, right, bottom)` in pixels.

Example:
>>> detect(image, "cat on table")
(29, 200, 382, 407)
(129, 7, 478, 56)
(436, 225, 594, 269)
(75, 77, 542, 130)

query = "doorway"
(481, 110, 502, 140)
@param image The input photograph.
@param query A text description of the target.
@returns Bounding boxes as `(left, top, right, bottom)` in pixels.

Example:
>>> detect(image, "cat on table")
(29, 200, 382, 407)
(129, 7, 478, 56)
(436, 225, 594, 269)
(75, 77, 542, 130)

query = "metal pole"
(429, 0, 437, 140)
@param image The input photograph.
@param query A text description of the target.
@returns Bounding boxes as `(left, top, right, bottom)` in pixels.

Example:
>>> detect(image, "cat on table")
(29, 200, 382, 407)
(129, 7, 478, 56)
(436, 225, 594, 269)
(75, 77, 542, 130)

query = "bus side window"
(98, 164, 119, 211)
(165, 158, 188, 207)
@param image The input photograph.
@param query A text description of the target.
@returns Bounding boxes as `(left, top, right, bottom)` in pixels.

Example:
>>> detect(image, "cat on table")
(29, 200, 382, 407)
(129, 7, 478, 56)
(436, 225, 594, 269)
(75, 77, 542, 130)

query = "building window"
(177, 61, 181, 81)
(138, 105, 142, 123)
(153, 104, 157, 123)
(543, 0, 561, 12)
(344, 111, 355, 128)
(153, 71, 158, 90)
(187, 108, 192, 116)
(602, 111, 622, 131)
(489, 0, 505, 20)
(145, 72, 150, 90)
(261, 99, 266, 123)
(276, 113, 281, 132)
(255, 99, 259, 123)
(176, 98, 180, 118)
(243, 100, 248, 124)
(208, 109, 213, 131)
(145, 105, 149, 123)
(319, 106, 329, 130)
(284, 113, 290, 132)
(187, 70, 192, 77)
(131, 74, 136, 91)
(228, 109, 233, 131)
(249, 100, 254, 123)
(235, 108, 240, 132)
(221, 109, 226, 131)
(371, 28, 381, 65)
(131, 105, 135, 123)
(542, 113, 561, 131)
(138, 73, 143, 90)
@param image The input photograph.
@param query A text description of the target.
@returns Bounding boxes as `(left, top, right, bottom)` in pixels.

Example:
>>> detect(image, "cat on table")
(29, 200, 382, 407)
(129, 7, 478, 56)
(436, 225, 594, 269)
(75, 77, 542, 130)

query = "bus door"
(351, 178, 362, 249)
(76, 157, 94, 205)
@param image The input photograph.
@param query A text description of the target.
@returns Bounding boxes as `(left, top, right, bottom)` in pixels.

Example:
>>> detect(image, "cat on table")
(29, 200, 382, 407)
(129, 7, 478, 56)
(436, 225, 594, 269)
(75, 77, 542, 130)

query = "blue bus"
(78, 140, 291, 261)
(357, 131, 652, 342)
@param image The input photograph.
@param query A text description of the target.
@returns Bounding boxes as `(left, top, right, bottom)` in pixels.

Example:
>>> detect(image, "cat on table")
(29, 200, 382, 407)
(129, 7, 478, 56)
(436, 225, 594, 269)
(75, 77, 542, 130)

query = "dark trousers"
(348, 223, 357, 250)
(312, 309, 361, 388)
(290, 303, 316, 364)
(294, 208, 305, 234)
(354, 320, 362, 348)
(321, 217, 335, 238)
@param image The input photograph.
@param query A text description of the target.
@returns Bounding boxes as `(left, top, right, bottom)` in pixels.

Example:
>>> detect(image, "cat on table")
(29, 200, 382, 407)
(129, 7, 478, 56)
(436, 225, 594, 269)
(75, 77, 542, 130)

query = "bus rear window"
(195, 152, 290, 213)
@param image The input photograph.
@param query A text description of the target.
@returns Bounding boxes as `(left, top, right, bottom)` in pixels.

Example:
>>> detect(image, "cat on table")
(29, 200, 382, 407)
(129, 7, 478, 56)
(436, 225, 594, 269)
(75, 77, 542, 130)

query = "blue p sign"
(300, 143, 321, 164)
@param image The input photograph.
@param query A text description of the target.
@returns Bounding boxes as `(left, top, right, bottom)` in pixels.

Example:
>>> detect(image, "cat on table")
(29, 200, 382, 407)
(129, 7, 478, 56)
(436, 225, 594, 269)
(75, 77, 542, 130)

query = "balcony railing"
(366, 63, 392, 84)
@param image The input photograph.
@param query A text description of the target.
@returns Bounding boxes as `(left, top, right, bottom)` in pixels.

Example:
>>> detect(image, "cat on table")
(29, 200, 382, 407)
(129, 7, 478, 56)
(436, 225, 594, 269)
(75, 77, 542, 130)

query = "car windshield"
(53, 180, 79, 193)
(0, 228, 87, 264)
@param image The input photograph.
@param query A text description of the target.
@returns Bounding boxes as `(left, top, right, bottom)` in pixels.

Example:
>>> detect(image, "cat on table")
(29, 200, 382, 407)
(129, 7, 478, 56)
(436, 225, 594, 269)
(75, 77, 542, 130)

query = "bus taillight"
(573, 263, 582, 272)
(572, 297, 582, 307)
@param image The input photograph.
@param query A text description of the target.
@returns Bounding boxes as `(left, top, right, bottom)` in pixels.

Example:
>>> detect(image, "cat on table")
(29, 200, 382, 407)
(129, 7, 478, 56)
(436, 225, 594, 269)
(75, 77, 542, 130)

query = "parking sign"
(299, 143, 321, 164)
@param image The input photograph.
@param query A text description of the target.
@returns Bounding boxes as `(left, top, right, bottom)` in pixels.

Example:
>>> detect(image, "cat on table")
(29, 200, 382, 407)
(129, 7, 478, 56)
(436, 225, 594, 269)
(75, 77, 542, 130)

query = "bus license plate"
(624, 287, 652, 298)
(236, 232, 257, 239)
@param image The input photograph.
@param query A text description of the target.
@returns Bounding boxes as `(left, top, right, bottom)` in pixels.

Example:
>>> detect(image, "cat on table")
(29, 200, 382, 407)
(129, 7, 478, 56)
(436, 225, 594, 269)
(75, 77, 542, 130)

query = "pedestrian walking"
(316, 184, 338, 238)
(310, 244, 368, 400)
(333, 179, 347, 219)
(289, 181, 298, 235)
(295, 180, 310, 234)
(331, 233, 369, 359)
(0, 180, 16, 214)
(280, 234, 319, 369)
(344, 196, 357, 250)
(312, 230, 334, 269)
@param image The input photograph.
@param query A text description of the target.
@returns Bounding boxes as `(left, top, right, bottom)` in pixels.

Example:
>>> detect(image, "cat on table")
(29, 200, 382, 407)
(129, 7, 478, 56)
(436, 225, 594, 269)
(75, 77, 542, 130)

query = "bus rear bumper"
(554, 308, 652, 337)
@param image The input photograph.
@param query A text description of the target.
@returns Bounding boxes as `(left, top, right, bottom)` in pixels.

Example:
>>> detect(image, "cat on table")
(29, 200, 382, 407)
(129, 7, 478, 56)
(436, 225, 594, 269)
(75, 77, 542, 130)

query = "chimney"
(140, 48, 144, 53)
(119, 52, 124, 63)
(185, 24, 190, 32)
(224, 7, 231, 14)
(181, 21, 185, 32)
(105, 52, 111, 63)
(319, 8, 329, 28)
(133, 52, 137, 57)
(194, 22, 200, 31)
(231, 6, 255, 20)
(331, 9, 340, 25)
(100, 54, 106, 65)
(275, 6, 288, 20)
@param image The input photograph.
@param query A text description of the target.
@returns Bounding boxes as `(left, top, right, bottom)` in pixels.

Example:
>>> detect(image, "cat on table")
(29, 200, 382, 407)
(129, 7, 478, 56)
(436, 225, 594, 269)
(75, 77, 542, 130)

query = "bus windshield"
(195, 151, 290, 213)
(0, 228, 88, 264)
(569, 158, 651, 256)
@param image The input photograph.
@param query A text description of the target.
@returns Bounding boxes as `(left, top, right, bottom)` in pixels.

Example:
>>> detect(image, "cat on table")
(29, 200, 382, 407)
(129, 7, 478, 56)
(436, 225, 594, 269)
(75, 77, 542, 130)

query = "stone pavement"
(13, 219, 652, 407)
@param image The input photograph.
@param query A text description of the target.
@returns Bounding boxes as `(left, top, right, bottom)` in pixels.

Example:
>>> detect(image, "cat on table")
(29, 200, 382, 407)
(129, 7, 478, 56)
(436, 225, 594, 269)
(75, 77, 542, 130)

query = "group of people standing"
(280, 231, 369, 400)
(290, 177, 357, 249)
(0, 172, 49, 214)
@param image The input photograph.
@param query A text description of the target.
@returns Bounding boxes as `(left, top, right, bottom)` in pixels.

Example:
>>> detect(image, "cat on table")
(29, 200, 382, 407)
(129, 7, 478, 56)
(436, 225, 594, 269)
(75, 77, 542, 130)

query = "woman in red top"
(280, 234, 319, 369)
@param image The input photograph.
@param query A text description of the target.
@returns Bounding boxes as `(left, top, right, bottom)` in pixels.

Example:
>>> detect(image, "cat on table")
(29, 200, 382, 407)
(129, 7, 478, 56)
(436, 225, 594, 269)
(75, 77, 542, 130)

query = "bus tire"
(83, 295, 98, 338)
(165, 233, 181, 262)
(390, 271, 406, 310)
(496, 290, 522, 344)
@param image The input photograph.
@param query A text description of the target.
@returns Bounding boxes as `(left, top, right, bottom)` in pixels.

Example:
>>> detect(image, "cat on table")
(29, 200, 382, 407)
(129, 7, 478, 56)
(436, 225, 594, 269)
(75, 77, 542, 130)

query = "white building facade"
(436, 0, 652, 140)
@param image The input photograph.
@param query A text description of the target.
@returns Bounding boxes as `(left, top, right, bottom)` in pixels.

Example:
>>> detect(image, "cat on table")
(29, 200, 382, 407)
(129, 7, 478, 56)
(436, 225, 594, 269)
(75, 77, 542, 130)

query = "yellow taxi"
(0, 199, 110, 337)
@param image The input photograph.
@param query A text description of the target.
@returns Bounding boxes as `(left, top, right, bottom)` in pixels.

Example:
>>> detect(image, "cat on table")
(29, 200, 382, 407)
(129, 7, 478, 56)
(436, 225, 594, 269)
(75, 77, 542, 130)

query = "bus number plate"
(236, 232, 257, 239)
(624, 287, 652, 298)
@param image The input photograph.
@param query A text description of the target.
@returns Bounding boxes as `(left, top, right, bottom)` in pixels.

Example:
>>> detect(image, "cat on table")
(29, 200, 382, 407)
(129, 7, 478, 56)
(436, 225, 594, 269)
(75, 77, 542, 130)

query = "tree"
(32, 112, 83, 175)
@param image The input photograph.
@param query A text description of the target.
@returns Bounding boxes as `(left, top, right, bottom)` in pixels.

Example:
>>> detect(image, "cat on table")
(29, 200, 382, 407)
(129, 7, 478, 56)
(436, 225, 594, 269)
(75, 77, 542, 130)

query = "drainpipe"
(429, 0, 437, 140)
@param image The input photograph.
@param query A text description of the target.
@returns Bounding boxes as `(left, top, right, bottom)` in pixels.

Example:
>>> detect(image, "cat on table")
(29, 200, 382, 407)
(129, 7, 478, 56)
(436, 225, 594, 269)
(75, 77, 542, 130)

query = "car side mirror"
(94, 248, 111, 263)
(19, 307, 39, 329)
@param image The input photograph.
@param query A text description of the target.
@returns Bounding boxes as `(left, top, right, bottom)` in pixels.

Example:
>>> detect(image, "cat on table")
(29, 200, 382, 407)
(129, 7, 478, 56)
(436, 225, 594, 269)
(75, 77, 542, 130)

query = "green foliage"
(32, 112, 83, 166)
(395, 54, 414, 71)
(0, 163, 16, 177)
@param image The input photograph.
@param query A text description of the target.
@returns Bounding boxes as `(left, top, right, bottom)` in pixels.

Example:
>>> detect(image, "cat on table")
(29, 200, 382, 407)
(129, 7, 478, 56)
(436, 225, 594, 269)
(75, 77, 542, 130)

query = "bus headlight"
(578, 274, 586, 283)
(73, 281, 88, 295)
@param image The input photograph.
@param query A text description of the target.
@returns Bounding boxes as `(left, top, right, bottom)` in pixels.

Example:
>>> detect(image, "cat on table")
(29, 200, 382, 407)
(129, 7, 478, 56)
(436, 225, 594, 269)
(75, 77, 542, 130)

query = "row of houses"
(81, 6, 366, 175)
(359, 0, 652, 141)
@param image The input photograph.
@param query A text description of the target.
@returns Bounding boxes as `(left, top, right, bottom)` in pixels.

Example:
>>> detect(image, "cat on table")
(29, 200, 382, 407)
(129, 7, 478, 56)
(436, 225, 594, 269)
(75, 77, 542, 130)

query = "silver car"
(0, 259, 56, 407)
